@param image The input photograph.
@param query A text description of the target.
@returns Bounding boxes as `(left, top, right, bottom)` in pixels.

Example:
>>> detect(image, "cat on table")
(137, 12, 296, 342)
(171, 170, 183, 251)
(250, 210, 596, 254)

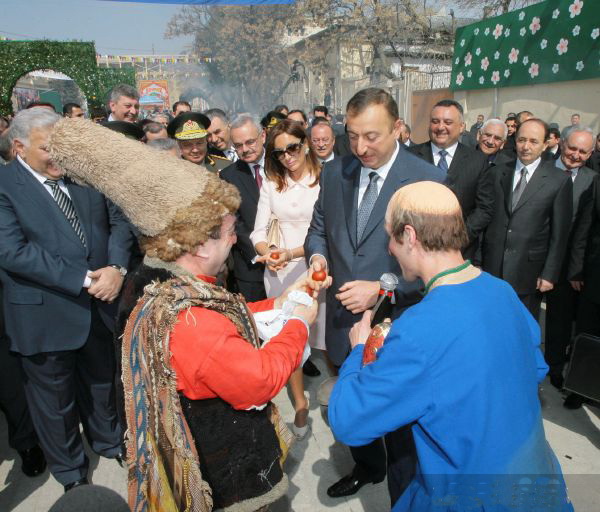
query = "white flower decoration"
(508, 47, 520, 64)
(553, 9, 560, 18)
(522, 56, 529, 65)
(504, 69, 511, 78)
(464, 52, 473, 66)
(518, 11, 525, 21)
(504, 28, 511, 37)
(455, 72, 465, 86)
(573, 25, 580, 36)
(540, 39, 548, 49)
(528, 63, 539, 78)
(494, 51, 500, 60)
(479, 76, 485, 84)
(476, 47, 481, 56)
(467, 70, 473, 78)
(569, 0, 583, 18)
(474, 28, 479, 35)
(460, 39, 465, 47)
(529, 17, 541, 35)
(552, 63, 559, 73)
(576, 60, 584, 71)
(484, 27, 490, 36)
(481, 57, 490, 71)
(556, 38, 569, 55)
(592, 28, 600, 40)
(520, 27, 527, 37)
(455, 57, 460, 65)
(493, 24, 504, 39)
(491, 71, 500, 84)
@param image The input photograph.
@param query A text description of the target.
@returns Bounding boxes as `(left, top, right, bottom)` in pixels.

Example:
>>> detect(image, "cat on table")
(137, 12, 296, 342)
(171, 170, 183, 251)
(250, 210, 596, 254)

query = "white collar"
(516, 157, 542, 174)
(362, 141, 400, 178)
(431, 141, 459, 158)
(17, 155, 56, 186)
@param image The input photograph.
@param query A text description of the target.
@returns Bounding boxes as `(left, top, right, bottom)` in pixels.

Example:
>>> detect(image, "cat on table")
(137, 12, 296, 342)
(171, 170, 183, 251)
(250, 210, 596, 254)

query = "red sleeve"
(247, 297, 276, 313)
(170, 306, 307, 409)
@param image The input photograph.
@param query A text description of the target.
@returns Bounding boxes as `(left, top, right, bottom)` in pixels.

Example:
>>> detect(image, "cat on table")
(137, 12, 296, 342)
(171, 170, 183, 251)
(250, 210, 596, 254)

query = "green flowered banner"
(451, 0, 600, 91)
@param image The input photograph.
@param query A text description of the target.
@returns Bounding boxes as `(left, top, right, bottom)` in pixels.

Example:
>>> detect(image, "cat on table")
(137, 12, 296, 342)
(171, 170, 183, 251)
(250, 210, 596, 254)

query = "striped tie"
(45, 180, 87, 247)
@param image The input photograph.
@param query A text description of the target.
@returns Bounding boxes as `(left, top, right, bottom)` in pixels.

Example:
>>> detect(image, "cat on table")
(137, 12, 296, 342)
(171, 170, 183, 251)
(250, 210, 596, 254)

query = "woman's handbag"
(266, 214, 281, 248)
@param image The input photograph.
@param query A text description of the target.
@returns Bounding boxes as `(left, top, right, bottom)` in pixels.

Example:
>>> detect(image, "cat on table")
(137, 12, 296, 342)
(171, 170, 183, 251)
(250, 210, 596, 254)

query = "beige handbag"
(266, 214, 281, 248)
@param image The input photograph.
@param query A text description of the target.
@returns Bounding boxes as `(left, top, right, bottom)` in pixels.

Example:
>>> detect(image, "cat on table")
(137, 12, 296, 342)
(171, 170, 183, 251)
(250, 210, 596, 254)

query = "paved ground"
(1, 351, 600, 511)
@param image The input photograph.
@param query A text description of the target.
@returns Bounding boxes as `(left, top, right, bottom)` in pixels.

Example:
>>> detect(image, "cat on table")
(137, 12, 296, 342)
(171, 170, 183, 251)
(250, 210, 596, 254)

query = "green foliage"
(0, 40, 135, 115)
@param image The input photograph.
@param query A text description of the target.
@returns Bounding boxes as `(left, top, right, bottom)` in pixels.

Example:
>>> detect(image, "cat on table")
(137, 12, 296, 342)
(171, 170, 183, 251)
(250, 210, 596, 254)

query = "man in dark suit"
(0, 109, 133, 491)
(586, 132, 600, 171)
(545, 128, 596, 389)
(543, 127, 562, 161)
(469, 114, 484, 136)
(220, 114, 267, 302)
(305, 88, 445, 502)
(475, 118, 512, 166)
(482, 118, 572, 318)
(399, 123, 414, 147)
(409, 99, 495, 260)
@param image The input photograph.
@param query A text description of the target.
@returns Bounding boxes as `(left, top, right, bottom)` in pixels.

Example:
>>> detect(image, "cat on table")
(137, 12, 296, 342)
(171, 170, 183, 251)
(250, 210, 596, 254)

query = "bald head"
(386, 182, 467, 252)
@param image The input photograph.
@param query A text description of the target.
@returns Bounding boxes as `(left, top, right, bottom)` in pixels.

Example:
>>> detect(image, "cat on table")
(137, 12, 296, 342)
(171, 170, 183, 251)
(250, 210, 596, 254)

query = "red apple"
(312, 270, 327, 281)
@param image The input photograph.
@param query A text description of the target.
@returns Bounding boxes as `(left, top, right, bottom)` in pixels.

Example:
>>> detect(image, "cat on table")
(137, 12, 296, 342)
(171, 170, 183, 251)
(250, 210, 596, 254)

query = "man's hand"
(336, 280, 380, 314)
(88, 266, 124, 302)
(274, 274, 317, 308)
(307, 257, 332, 294)
(349, 310, 373, 349)
(536, 278, 554, 293)
(570, 280, 583, 292)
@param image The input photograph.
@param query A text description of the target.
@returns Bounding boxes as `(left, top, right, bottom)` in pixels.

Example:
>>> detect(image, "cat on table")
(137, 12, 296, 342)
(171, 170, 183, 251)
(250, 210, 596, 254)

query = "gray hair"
(480, 118, 508, 140)
(109, 84, 139, 104)
(8, 108, 61, 146)
(562, 125, 594, 144)
(230, 113, 262, 134)
(149, 113, 170, 124)
(147, 137, 180, 155)
(205, 108, 229, 124)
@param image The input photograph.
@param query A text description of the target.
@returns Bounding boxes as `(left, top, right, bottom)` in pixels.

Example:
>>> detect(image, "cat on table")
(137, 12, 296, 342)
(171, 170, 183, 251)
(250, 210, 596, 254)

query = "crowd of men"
(0, 81, 598, 511)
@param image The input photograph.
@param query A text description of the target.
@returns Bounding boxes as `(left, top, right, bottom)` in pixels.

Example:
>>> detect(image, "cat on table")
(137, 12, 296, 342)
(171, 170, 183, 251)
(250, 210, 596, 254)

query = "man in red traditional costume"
(46, 117, 320, 512)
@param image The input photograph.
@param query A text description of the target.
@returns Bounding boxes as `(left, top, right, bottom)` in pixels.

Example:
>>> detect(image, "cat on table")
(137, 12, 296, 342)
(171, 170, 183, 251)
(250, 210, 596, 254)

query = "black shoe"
(564, 393, 585, 410)
(303, 358, 321, 377)
(549, 373, 564, 390)
(64, 477, 89, 493)
(18, 445, 46, 477)
(327, 469, 384, 498)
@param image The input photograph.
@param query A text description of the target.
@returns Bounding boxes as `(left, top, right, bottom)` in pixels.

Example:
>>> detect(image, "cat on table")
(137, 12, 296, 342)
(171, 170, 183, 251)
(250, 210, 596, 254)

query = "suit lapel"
(66, 179, 91, 255)
(358, 152, 411, 246)
(513, 162, 549, 212)
(15, 163, 86, 248)
(420, 142, 434, 164)
(342, 159, 361, 250)
(447, 143, 469, 186)
(237, 161, 260, 203)
(501, 165, 515, 215)
(573, 167, 594, 215)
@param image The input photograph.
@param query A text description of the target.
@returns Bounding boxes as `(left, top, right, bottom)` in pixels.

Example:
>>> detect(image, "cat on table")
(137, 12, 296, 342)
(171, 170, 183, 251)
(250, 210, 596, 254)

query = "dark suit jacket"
(574, 176, 600, 303)
(567, 168, 598, 282)
(542, 147, 561, 162)
(304, 145, 445, 365)
(333, 133, 351, 157)
(220, 160, 265, 283)
(586, 151, 600, 172)
(408, 141, 495, 259)
(476, 145, 513, 168)
(482, 160, 573, 295)
(0, 159, 133, 356)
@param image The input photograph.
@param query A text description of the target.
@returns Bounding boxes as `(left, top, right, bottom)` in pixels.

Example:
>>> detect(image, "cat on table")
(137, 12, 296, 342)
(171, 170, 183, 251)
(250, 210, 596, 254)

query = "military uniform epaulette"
(205, 154, 230, 173)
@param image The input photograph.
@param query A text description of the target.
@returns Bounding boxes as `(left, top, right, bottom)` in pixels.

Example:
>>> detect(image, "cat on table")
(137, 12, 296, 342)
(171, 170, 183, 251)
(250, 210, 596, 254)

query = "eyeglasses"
(271, 141, 304, 161)
(232, 138, 258, 151)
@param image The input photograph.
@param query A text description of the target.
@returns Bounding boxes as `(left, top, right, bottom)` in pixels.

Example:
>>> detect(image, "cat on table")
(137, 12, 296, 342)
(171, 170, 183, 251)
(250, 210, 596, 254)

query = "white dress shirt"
(249, 152, 266, 181)
(357, 142, 400, 206)
(319, 152, 335, 165)
(225, 146, 239, 162)
(431, 141, 458, 168)
(18, 155, 92, 287)
(513, 157, 542, 190)
(555, 157, 578, 182)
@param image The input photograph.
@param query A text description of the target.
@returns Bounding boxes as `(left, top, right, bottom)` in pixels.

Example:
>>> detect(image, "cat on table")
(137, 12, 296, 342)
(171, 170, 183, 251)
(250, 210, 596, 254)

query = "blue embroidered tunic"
(329, 272, 573, 512)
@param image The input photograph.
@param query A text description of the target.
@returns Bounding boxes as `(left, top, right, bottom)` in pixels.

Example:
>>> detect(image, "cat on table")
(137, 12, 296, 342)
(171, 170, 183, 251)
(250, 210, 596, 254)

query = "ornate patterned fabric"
(121, 272, 293, 511)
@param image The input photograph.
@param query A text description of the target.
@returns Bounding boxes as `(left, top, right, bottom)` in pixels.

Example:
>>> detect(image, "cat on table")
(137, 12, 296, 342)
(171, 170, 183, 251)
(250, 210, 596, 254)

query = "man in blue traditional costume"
(328, 181, 573, 511)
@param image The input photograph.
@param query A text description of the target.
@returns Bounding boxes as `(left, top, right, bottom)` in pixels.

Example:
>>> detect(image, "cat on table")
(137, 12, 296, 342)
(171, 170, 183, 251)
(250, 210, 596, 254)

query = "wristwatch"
(108, 264, 128, 277)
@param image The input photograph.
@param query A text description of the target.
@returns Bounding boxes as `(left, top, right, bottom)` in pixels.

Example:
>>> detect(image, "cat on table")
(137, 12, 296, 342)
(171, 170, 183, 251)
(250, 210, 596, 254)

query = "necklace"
(424, 260, 472, 295)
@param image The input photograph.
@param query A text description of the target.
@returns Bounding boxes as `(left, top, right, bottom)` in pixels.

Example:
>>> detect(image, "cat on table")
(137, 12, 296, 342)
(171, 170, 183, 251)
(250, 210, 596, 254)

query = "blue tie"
(437, 149, 449, 173)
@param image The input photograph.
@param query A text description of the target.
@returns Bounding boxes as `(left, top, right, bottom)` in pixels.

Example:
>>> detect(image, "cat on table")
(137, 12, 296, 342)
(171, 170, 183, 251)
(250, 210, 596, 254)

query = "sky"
(0, 0, 194, 55)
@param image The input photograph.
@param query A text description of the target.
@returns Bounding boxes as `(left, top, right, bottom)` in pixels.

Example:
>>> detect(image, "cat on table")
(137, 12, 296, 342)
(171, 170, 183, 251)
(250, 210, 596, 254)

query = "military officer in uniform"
(167, 112, 230, 172)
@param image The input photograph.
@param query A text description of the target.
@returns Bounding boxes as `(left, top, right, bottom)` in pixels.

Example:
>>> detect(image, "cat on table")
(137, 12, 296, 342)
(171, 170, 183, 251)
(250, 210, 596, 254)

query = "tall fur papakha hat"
(46, 118, 240, 262)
